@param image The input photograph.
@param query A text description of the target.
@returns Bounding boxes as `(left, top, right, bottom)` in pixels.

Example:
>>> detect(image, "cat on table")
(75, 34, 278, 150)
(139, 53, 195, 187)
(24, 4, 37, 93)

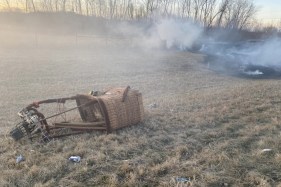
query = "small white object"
(148, 103, 157, 108)
(244, 70, 263, 75)
(176, 177, 190, 183)
(69, 156, 81, 163)
(16, 155, 24, 163)
(261, 149, 272, 153)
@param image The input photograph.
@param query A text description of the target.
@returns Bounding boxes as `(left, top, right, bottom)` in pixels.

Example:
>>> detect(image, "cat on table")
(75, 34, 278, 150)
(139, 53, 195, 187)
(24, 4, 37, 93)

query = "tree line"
(1, 0, 257, 30)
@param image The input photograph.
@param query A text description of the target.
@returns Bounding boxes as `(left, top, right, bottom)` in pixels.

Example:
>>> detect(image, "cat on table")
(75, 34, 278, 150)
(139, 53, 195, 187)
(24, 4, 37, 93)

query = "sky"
(255, 0, 281, 24)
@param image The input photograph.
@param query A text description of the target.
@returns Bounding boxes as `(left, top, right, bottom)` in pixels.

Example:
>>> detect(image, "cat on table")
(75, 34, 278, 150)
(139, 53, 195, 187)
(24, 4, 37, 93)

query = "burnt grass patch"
(203, 54, 281, 79)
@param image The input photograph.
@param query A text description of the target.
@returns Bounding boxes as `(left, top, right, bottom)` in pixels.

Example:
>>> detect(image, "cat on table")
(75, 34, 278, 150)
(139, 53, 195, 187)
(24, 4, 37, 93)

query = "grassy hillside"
(1, 26, 281, 186)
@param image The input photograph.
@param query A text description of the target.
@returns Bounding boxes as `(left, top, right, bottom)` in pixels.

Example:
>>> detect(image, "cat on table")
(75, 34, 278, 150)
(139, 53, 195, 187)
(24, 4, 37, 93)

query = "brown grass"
(1, 34, 281, 186)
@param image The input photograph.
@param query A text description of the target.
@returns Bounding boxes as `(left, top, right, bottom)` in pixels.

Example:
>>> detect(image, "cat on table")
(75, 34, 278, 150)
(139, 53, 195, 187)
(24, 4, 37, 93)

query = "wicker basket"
(75, 87, 144, 133)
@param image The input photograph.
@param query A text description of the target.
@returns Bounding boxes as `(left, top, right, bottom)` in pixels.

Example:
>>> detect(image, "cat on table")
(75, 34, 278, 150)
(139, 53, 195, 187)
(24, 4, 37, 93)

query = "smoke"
(109, 19, 203, 50)
(153, 19, 202, 50)
(110, 18, 281, 78)
(201, 36, 281, 77)
(249, 38, 281, 68)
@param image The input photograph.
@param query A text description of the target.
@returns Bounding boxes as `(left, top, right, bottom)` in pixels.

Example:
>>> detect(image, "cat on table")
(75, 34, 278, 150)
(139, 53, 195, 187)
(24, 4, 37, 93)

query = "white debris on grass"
(69, 156, 81, 163)
(244, 70, 264, 75)
(148, 103, 157, 109)
(16, 155, 24, 163)
(261, 149, 272, 153)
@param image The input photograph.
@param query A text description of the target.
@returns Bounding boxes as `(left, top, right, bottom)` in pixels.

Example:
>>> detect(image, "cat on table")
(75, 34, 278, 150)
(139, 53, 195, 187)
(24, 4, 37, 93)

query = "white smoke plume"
(249, 38, 281, 67)
(153, 19, 202, 50)
(109, 19, 203, 50)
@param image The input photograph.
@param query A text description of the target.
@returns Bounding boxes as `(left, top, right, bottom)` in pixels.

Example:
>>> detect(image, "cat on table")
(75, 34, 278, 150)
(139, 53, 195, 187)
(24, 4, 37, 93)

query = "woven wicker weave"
(99, 87, 144, 131)
(75, 87, 144, 133)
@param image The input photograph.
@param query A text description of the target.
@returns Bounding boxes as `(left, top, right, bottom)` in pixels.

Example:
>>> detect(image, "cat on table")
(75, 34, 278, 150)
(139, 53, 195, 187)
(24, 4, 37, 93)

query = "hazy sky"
(255, 0, 281, 23)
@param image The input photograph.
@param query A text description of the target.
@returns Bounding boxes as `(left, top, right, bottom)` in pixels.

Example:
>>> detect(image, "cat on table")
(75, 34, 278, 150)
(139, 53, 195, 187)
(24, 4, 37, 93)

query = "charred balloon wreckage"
(10, 86, 144, 142)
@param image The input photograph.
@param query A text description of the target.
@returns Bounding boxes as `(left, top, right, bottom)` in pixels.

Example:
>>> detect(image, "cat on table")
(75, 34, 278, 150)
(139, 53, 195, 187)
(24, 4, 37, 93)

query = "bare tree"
(5, 0, 11, 11)
(237, 0, 256, 29)
(61, 0, 67, 12)
(142, 0, 161, 19)
(181, 0, 192, 18)
(25, 0, 36, 12)
(109, 0, 117, 18)
(224, 0, 256, 30)
(215, 0, 231, 27)
(202, 0, 217, 27)
(128, 0, 134, 19)
(193, 0, 205, 22)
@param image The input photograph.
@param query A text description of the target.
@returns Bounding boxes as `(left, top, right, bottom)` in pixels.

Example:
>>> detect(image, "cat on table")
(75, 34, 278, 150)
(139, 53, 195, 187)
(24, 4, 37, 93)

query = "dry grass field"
(1, 33, 281, 187)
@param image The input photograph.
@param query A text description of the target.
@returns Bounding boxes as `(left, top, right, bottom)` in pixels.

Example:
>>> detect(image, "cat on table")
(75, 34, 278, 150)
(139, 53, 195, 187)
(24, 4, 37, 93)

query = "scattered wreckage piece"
(10, 86, 144, 142)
